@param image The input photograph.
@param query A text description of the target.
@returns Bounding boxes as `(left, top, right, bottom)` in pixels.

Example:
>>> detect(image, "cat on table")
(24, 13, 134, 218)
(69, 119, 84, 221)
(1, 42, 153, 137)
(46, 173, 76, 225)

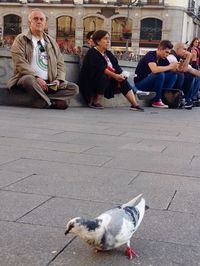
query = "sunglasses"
(37, 40, 45, 53)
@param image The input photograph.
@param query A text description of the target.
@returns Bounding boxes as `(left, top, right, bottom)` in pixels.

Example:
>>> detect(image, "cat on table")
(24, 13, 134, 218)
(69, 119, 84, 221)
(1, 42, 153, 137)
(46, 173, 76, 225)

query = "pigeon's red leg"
(125, 241, 138, 259)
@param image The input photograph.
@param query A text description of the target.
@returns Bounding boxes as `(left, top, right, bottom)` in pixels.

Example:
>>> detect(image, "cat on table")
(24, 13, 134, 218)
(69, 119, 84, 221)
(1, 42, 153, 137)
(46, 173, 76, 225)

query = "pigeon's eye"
(68, 223, 75, 231)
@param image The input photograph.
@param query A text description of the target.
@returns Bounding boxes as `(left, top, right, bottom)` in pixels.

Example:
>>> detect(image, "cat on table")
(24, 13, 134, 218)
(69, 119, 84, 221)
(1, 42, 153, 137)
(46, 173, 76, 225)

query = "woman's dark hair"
(92, 30, 109, 45)
(158, 40, 173, 49)
(86, 31, 95, 40)
(188, 37, 199, 48)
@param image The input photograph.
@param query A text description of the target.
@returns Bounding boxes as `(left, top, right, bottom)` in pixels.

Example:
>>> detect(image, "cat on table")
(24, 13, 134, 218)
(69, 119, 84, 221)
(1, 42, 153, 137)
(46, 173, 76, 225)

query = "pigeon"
(65, 194, 147, 259)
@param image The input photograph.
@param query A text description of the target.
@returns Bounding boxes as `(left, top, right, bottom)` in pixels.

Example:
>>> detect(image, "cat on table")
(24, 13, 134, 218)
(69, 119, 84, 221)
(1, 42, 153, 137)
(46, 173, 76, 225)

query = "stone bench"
(0, 48, 147, 107)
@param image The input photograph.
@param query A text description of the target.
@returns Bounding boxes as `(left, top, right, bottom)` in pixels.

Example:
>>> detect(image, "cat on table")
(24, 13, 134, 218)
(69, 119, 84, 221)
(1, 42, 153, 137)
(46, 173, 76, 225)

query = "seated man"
(167, 42, 197, 109)
(134, 40, 178, 108)
(8, 8, 78, 109)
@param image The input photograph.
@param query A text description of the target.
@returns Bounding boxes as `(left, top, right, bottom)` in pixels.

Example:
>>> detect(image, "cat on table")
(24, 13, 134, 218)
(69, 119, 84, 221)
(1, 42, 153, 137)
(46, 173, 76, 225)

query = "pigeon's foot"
(125, 247, 138, 260)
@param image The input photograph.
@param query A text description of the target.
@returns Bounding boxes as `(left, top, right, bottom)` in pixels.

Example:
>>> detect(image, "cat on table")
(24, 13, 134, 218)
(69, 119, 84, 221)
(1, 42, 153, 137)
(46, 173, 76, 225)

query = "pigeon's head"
(65, 217, 82, 235)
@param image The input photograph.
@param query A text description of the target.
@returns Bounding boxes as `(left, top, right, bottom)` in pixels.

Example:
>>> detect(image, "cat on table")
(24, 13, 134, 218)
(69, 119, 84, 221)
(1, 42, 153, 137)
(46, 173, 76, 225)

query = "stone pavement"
(0, 105, 200, 266)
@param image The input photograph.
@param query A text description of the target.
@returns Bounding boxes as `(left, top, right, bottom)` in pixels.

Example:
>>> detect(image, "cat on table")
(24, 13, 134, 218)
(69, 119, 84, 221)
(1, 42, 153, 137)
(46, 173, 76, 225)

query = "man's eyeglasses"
(37, 40, 45, 53)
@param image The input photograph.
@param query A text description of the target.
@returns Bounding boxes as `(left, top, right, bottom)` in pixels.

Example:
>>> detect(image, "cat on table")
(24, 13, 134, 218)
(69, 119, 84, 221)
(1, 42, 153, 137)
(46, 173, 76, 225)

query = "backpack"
(162, 89, 184, 109)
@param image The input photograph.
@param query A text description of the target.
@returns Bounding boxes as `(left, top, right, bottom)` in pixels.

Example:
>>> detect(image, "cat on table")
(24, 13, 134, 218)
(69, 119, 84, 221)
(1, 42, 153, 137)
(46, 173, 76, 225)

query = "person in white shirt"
(167, 42, 200, 109)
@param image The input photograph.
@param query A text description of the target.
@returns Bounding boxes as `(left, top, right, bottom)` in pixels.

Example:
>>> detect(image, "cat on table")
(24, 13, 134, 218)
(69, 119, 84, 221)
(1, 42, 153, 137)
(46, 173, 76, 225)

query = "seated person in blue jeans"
(167, 42, 198, 109)
(134, 40, 178, 108)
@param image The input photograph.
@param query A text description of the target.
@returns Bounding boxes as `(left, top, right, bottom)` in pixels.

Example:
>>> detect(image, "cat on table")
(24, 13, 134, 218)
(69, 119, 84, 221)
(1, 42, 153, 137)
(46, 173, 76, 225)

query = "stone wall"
(0, 48, 138, 107)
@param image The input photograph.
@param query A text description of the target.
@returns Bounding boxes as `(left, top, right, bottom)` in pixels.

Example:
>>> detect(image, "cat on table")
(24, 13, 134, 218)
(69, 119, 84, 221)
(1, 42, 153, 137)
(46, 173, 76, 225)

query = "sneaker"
(89, 102, 104, 109)
(192, 99, 200, 107)
(136, 90, 156, 100)
(185, 100, 193, 110)
(130, 105, 144, 111)
(152, 101, 168, 108)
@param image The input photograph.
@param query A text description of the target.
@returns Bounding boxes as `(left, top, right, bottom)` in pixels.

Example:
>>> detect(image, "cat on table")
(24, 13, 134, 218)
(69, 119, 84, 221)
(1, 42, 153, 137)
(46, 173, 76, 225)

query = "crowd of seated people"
(6, 10, 200, 111)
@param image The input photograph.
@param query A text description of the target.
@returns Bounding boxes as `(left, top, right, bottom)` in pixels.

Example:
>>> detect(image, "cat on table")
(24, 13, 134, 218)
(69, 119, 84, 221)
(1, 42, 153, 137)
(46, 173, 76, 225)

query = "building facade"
(0, 0, 200, 54)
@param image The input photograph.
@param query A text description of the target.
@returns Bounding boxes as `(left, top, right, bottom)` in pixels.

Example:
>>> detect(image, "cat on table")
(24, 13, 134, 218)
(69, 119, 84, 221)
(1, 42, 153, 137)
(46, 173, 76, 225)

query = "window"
(56, 16, 75, 53)
(140, 18, 162, 47)
(3, 14, 21, 45)
(111, 17, 132, 48)
(83, 16, 104, 42)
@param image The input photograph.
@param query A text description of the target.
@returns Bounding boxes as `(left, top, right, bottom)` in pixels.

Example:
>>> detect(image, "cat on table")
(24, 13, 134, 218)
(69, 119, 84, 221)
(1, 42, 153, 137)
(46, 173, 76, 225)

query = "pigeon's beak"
(64, 228, 70, 235)
(145, 205, 150, 210)
(64, 223, 74, 235)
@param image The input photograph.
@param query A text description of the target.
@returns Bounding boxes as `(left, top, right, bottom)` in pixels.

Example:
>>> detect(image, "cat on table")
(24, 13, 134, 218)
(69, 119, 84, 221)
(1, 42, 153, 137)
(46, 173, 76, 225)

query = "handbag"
(162, 89, 184, 109)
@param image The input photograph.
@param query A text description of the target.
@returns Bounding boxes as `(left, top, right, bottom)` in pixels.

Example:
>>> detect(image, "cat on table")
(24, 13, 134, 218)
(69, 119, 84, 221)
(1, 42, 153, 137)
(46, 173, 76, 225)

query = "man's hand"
(169, 62, 180, 71)
(52, 80, 60, 87)
(36, 77, 48, 91)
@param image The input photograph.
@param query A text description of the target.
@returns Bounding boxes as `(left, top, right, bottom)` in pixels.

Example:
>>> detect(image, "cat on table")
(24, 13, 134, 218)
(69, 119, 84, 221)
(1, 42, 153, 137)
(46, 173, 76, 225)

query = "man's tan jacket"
(8, 31, 67, 89)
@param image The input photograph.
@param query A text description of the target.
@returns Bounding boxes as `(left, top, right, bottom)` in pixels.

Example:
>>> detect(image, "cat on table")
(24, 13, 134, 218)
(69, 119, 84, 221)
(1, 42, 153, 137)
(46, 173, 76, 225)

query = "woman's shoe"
(89, 102, 104, 109)
(130, 105, 144, 111)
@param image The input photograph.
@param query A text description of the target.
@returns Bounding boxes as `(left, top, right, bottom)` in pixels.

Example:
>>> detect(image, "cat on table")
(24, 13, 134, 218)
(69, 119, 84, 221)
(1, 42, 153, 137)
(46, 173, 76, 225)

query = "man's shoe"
(136, 90, 155, 100)
(185, 100, 193, 110)
(130, 105, 144, 112)
(192, 99, 200, 107)
(31, 99, 48, 108)
(50, 100, 68, 110)
(152, 101, 168, 108)
(89, 102, 104, 109)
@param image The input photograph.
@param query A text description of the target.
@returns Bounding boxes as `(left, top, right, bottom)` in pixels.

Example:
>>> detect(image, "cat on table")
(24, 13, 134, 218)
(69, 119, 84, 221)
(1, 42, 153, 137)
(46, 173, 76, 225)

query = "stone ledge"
(0, 48, 143, 108)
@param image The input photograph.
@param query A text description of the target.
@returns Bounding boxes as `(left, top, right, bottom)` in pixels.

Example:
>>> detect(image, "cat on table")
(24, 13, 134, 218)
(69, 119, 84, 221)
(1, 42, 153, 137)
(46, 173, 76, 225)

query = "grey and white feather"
(65, 194, 146, 259)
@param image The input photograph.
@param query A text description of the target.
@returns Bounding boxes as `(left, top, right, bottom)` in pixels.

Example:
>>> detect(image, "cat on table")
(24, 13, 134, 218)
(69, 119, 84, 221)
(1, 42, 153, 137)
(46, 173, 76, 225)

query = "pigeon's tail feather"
(135, 198, 145, 229)
(121, 194, 143, 208)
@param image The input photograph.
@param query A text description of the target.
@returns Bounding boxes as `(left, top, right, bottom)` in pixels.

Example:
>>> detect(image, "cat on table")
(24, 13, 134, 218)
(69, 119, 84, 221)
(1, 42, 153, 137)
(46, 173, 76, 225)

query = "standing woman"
(79, 30, 143, 111)
(187, 37, 200, 104)
(187, 37, 200, 69)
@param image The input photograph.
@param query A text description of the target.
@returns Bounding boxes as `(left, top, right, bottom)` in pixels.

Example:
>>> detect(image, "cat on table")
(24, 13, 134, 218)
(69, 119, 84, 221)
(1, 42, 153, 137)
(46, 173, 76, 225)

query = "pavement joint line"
(52, 129, 124, 137)
(0, 187, 56, 197)
(46, 236, 77, 266)
(0, 219, 64, 229)
(0, 142, 95, 154)
(161, 146, 168, 153)
(0, 158, 21, 167)
(189, 155, 197, 165)
(0, 189, 130, 206)
(167, 190, 177, 211)
(14, 196, 56, 223)
(134, 236, 200, 249)
(128, 172, 141, 185)
(19, 156, 113, 168)
(0, 173, 37, 189)
(102, 166, 200, 179)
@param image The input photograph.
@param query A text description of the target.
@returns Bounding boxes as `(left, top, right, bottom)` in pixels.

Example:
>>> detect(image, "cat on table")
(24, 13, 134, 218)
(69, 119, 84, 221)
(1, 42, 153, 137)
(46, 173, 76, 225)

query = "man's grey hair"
(28, 8, 46, 22)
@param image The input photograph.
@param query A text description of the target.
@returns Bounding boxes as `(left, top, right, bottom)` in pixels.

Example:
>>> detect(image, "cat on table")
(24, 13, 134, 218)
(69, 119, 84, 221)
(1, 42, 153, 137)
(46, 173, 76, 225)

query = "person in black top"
(79, 30, 143, 111)
(134, 40, 178, 108)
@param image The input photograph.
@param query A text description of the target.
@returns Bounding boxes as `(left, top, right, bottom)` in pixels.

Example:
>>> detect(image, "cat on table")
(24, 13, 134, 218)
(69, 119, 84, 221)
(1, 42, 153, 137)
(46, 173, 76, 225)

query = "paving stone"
(0, 220, 72, 266)
(4, 169, 139, 203)
(0, 145, 112, 167)
(18, 197, 114, 228)
(169, 189, 200, 214)
(0, 137, 94, 153)
(103, 149, 193, 176)
(0, 170, 35, 188)
(0, 190, 51, 221)
(140, 209, 200, 247)
(1, 106, 200, 265)
(50, 237, 200, 266)
(129, 172, 200, 208)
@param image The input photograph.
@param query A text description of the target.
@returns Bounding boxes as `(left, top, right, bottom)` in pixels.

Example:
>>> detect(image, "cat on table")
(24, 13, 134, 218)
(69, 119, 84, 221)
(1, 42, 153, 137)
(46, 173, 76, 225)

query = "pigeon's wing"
(97, 207, 134, 250)
(121, 194, 143, 208)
